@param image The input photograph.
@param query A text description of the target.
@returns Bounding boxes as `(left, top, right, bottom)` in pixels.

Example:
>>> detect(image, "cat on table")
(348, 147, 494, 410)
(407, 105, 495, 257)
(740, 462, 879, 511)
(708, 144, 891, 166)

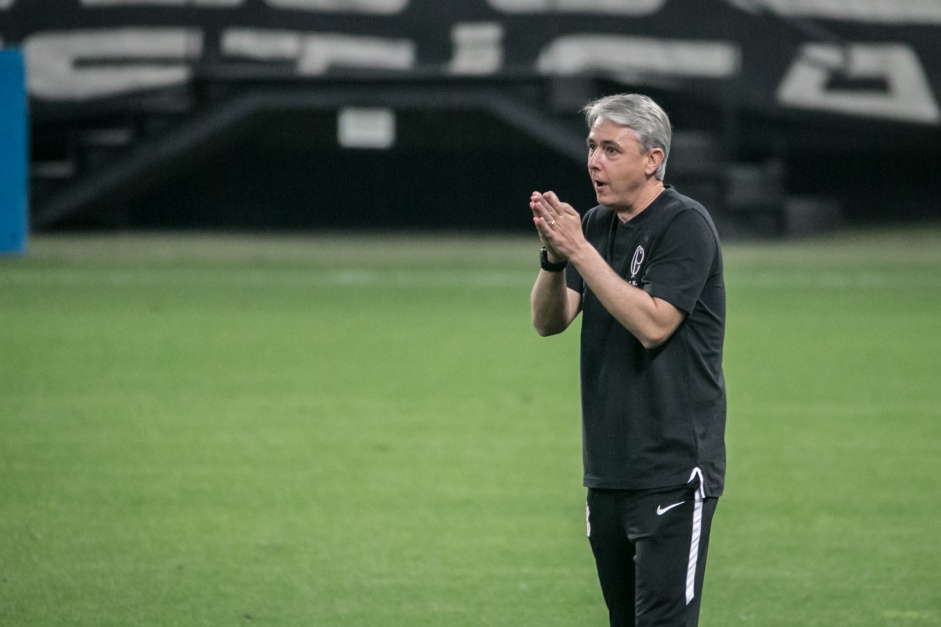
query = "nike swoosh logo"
(656, 501, 685, 516)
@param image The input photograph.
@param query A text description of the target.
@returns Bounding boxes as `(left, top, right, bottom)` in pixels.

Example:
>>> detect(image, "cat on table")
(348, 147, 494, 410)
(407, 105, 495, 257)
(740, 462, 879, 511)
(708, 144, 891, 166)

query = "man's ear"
(645, 148, 665, 176)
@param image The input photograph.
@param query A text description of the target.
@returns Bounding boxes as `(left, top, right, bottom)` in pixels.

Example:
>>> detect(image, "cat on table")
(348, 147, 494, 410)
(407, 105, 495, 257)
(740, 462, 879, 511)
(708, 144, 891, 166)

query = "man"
(529, 93, 726, 626)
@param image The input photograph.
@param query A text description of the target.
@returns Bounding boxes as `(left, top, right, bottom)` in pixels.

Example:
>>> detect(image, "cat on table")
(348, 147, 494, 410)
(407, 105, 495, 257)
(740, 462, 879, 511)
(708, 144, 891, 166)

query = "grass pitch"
(2, 228, 940, 625)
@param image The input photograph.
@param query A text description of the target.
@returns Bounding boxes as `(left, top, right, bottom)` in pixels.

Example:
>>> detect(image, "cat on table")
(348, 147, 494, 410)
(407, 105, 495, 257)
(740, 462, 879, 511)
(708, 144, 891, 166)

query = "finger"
(558, 201, 578, 217)
(543, 191, 561, 209)
(531, 194, 555, 234)
(537, 210, 557, 228)
(540, 196, 561, 221)
(535, 212, 556, 229)
(532, 194, 556, 223)
(541, 193, 573, 226)
(530, 192, 549, 217)
(531, 200, 550, 218)
(543, 192, 578, 219)
(534, 218, 554, 241)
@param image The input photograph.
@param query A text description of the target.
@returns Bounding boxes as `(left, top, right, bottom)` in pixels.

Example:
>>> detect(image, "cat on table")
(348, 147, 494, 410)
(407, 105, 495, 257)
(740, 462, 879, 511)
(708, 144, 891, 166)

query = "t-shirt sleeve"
(642, 209, 717, 315)
(565, 260, 583, 294)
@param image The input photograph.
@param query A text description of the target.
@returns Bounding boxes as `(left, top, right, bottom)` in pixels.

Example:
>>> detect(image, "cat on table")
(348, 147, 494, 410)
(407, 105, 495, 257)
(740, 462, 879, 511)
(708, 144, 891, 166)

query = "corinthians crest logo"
(629, 246, 645, 284)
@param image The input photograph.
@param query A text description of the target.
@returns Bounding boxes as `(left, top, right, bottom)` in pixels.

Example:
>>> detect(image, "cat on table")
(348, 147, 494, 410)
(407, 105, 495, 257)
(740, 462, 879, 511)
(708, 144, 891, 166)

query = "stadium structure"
(2, 0, 940, 236)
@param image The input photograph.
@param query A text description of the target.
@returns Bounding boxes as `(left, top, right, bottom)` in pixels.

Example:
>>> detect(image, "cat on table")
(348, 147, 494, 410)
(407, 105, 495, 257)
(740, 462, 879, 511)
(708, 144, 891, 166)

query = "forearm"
(570, 245, 682, 349)
(530, 269, 572, 336)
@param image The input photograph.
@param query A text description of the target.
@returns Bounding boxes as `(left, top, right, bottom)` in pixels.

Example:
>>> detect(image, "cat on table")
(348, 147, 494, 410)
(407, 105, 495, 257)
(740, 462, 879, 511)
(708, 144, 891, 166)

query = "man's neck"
(615, 181, 665, 223)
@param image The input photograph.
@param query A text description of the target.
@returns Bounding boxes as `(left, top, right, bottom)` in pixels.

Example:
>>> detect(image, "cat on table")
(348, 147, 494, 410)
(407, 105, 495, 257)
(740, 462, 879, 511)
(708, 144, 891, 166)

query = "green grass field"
(2, 228, 940, 626)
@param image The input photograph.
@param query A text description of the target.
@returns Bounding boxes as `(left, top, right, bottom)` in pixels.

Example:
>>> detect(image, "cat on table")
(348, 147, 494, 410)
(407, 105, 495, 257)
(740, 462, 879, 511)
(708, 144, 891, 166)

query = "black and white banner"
(2, 0, 940, 125)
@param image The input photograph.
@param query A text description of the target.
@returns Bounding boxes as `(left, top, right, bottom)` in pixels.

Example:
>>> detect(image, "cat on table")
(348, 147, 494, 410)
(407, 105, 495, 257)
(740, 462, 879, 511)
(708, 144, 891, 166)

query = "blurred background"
(2, 0, 940, 240)
(3, 5, 941, 624)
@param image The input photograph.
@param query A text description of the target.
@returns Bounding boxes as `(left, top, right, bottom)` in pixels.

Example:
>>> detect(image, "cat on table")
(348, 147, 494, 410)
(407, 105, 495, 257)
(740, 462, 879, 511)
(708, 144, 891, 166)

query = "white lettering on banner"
(723, 0, 941, 25)
(82, 0, 241, 6)
(222, 29, 302, 60)
(265, 0, 408, 13)
(25, 29, 202, 101)
(223, 29, 415, 74)
(220, 28, 303, 61)
(449, 22, 504, 75)
(538, 36, 740, 79)
(299, 35, 414, 74)
(79, 0, 409, 10)
(777, 43, 940, 124)
(489, 0, 663, 14)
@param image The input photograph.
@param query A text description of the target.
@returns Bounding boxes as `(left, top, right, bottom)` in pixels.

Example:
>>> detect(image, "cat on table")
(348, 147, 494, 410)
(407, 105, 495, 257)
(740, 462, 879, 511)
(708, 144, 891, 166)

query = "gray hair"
(582, 93, 672, 180)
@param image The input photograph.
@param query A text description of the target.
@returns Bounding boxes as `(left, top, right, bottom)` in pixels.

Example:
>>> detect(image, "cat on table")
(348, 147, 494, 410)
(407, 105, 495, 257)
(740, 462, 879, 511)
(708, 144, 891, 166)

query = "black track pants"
(586, 484, 719, 627)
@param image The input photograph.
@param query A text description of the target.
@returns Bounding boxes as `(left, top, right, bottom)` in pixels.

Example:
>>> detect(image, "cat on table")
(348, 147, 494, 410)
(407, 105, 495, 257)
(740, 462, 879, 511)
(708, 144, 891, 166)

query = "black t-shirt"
(566, 186, 727, 496)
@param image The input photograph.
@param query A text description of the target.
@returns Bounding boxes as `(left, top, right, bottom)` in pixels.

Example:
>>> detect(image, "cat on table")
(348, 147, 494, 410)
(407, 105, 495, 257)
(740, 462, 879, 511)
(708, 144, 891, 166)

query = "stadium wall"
(2, 0, 940, 233)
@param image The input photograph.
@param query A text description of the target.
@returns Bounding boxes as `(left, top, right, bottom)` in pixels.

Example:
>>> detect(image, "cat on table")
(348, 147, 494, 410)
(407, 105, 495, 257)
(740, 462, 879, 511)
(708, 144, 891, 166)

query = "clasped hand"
(530, 190, 584, 262)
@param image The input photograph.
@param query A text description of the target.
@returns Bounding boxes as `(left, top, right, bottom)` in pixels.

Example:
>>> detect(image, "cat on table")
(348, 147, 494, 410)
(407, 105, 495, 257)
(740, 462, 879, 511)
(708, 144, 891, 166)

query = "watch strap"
(540, 247, 568, 272)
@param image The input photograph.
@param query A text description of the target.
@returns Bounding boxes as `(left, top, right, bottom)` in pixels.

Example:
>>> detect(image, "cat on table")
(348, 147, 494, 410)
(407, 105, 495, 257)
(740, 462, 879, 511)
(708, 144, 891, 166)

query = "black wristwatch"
(540, 247, 568, 272)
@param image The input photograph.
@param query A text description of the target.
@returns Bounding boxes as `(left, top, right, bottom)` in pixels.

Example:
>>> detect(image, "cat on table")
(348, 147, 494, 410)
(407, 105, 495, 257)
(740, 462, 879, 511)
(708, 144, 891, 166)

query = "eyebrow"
(587, 137, 622, 149)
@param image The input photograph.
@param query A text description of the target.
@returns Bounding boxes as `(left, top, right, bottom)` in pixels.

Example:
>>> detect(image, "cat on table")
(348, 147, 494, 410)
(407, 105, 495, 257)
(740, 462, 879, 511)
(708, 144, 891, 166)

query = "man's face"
(586, 118, 661, 211)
